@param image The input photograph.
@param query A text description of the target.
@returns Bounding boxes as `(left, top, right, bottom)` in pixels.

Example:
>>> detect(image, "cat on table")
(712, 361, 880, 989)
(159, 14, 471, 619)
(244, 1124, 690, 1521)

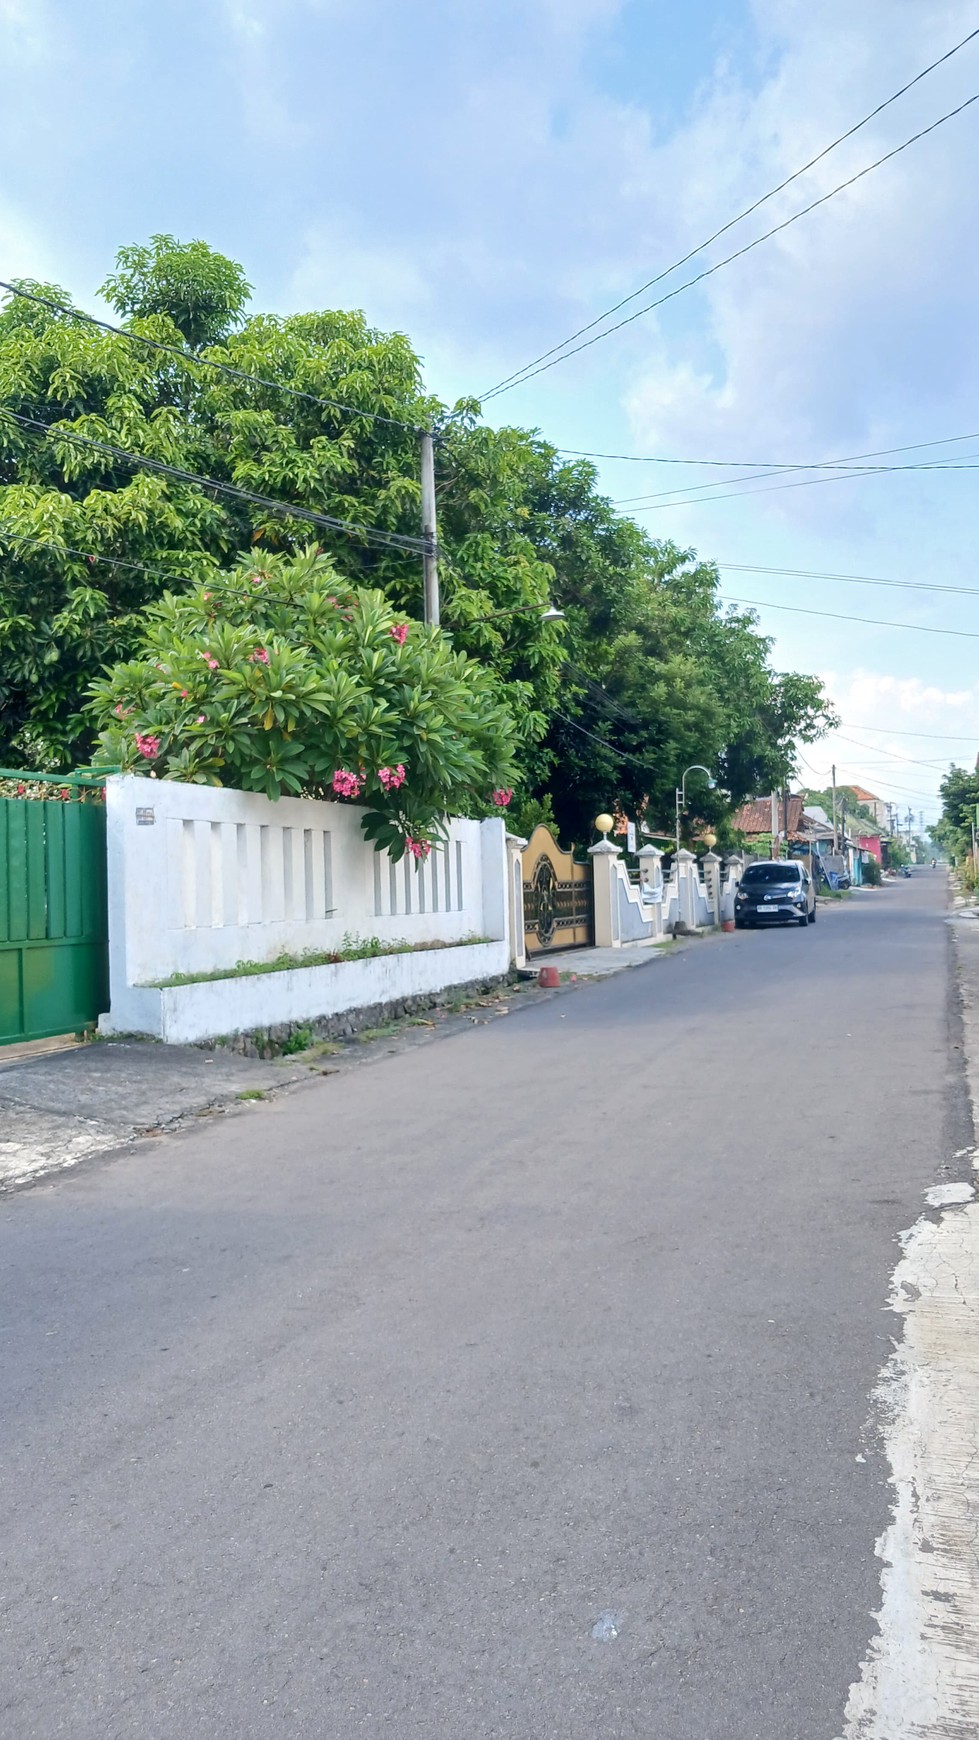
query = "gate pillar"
(588, 838, 621, 948)
(505, 832, 528, 968)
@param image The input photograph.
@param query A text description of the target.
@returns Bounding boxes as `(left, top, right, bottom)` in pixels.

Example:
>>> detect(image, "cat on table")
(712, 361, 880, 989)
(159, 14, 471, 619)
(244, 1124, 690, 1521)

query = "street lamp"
(675, 765, 715, 854)
(467, 602, 565, 626)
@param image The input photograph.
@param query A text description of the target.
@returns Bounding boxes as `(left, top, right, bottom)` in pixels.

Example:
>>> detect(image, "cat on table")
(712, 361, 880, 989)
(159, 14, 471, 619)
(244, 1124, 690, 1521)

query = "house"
(846, 785, 889, 828)
(733, 794, 834, 860)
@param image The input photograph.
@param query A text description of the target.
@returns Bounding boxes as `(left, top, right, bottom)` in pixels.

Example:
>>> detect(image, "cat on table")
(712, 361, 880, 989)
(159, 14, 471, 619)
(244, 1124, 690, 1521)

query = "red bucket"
(538, 965, 561, 988)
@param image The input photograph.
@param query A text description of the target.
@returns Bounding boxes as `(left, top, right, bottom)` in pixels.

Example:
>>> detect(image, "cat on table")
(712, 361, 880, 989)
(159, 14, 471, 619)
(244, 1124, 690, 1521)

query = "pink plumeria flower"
(196, 714, 206, 724)
(250, 647, 270, 664)
(201, 652, 219, 670)
(134, 732, 161, 760)
(331, 769, 364, 799)
(378, 763, 407, 792)
(390, 623, 409, 646)
(492, 788, 513, 807)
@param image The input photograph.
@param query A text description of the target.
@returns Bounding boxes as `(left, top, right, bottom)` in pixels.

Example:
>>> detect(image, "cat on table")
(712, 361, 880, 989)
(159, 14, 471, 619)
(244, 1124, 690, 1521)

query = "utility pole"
(420, 429, 439, 627)
(831, 764, 838, 853)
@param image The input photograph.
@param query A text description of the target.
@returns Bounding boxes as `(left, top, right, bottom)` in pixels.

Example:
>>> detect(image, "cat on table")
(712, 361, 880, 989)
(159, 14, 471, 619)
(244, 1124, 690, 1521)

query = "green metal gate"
(0, 774, 109, 1046)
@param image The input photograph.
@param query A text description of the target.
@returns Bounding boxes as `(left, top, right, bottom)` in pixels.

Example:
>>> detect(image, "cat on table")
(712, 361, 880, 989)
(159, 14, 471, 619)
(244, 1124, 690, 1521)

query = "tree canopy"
(0, 234, 835, 838)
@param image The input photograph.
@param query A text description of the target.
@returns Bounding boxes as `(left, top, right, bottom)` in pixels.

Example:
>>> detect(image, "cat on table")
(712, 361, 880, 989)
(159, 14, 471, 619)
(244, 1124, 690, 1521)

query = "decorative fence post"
(588, 837, 622, 947)
(674, 847, 697, 929)
(505, 832, 528, 968)
(723, 852, 744, 924)
(637, 843, 664, 940)
(701, 849, 722, 928)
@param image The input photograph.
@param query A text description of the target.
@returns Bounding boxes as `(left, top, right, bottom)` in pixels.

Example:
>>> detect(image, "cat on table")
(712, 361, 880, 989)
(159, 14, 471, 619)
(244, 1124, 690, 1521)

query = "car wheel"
(734, 917, 745, 929)
(808, 907, 816, 924)
(798, 912, 808, 927)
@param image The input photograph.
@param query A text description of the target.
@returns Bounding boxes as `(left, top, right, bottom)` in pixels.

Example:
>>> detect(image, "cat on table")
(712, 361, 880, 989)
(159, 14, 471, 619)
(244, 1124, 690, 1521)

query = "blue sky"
(4, 0, 979, 824)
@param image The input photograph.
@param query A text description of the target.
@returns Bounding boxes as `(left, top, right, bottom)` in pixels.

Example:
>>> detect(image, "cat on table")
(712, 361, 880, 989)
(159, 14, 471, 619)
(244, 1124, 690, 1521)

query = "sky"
(3, 0, 979, 827)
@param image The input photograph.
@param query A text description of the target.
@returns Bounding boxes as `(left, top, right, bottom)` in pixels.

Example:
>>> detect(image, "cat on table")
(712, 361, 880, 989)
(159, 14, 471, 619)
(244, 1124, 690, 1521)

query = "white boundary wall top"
(104, 775, 508, 997)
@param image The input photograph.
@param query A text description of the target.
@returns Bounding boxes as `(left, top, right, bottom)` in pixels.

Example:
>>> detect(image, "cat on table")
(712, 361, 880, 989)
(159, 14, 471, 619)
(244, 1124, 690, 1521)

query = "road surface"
(0, 874, 967, 1738)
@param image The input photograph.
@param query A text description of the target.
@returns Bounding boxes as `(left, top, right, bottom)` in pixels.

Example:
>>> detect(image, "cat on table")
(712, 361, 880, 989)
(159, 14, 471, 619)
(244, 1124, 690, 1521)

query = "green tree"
(100, 234, 252, 349)
(935, 765, 979, 862)
(0, 234, 834, 841)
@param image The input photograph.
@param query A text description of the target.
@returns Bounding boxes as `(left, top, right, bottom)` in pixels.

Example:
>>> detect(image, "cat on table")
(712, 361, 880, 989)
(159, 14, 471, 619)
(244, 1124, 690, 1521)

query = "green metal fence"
(0, 773, 109, 1046)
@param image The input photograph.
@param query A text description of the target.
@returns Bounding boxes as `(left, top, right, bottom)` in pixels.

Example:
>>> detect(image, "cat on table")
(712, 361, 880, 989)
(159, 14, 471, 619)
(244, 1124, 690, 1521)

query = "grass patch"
(237, 1088, 267, 1101)
(145, 933, 489, 990)
(356, 1022, 400, 1044)
(279, 1025, 313, 1055)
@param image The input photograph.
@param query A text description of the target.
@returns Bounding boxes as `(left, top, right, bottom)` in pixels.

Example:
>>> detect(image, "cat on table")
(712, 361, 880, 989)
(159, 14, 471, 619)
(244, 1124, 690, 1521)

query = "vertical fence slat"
(26, 802, 47, 938)
(45, 802, 67, 938)
(63, 802, 83, 935)
(0, 802, 9, 943)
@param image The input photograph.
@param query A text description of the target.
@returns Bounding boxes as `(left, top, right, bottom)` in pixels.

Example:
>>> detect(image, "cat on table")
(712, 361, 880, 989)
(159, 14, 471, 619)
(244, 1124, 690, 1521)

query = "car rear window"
(742, 863, 801, 884)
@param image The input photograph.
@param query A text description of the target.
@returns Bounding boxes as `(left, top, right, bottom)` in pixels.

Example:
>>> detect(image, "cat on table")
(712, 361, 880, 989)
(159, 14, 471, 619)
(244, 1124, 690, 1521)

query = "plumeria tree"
(88, 547, 517, 859)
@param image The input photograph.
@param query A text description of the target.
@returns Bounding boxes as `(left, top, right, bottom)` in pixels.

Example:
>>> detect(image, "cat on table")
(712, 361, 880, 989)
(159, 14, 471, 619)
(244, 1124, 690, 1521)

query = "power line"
(720, 593, 979, 639)
(479, 27, 979, 400)
(833, 731, 954, 770)
(716, 561, 979, 599)
(556, 429, 979, 468)
(622, 456, 979, 512)
(4, 411, 428, 555)
(553, 710, 653, 769)
(614, 453, 979, 506)
(0, 280, 424, 433)
(0, 530, 212, 586)
(841, 720, 978, 742)
(480, 89, 979, 401)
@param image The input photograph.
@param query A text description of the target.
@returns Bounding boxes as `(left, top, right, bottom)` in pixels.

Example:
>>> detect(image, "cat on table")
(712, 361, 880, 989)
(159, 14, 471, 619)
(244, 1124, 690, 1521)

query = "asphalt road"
(0, 873, 966, 1739)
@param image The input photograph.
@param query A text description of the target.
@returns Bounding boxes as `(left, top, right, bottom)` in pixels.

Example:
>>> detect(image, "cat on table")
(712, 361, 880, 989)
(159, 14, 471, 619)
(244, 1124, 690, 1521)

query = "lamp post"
(675, 765, 715, 855)
(467, 602, 565, 626)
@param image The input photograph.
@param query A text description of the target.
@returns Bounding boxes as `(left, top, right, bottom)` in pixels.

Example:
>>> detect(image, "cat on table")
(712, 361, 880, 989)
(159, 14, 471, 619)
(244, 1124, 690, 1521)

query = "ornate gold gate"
(521, 825, 593, 955)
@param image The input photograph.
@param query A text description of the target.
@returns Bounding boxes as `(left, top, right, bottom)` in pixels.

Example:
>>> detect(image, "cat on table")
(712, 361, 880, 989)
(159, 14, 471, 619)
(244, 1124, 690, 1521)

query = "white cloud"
(798, 668, 979, 817)
(624, 1, 979, 497)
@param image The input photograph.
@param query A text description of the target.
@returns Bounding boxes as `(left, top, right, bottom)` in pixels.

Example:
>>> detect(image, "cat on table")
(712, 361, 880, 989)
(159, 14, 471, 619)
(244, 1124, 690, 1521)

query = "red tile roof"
(733, 795, 807, 838)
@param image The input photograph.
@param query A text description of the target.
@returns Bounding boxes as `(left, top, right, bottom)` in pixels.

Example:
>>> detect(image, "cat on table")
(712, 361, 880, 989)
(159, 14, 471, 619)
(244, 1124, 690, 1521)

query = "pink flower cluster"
(378, 764, 406, 791)
(135, 732, 161, 760)
(492, 788, 513, 808)
(331, 768, 364, 799)
(201, 652, 219, 671)
(406, 837, 431, 860)
(389, 623, 409, 646)
(250, 647, 270, 665)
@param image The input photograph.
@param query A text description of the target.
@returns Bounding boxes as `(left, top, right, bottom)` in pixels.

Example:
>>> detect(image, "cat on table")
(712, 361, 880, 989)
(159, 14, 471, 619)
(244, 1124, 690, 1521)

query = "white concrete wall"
(102, 776, 509, 1040)
(153, 939, 509, 1045)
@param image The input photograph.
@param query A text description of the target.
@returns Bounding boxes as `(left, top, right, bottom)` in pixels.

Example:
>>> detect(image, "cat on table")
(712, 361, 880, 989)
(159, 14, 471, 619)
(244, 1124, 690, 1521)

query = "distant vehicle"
(734, 860, 816, 928)
(901, 865, 912, 878)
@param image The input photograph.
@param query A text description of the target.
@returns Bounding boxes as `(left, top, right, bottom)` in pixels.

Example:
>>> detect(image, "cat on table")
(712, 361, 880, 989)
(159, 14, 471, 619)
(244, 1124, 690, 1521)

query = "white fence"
(591, 843, 745, 946)
(101, 776, 510, 1042)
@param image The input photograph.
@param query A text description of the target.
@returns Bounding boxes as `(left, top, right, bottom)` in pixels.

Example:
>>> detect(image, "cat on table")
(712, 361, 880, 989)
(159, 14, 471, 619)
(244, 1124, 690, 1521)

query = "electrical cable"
(613, 454, 979, 506)
(478, 27, 979, 400)
(3, 411, 428, 555)
(553, 710, 654, 769)
(479, 90, 979, 401)
(0, 280, 425, 433)
(719, 592, 979, 639)
(715, 561, 979, 599)
(0, 530, 211, 585)
(841, 720, 979, 742)
(622, 456, 979, 512)
(833, 731, 953, 770)
(556, 429, 979, 468)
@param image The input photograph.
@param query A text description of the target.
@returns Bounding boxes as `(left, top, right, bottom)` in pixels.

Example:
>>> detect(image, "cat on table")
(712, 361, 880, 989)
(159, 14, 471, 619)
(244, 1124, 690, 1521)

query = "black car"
(734, 860, 816, 928)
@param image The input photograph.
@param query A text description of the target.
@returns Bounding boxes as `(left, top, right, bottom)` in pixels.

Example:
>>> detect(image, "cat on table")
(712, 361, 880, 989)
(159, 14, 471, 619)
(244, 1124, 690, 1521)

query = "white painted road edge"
(837, 1156, 979, 1738)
